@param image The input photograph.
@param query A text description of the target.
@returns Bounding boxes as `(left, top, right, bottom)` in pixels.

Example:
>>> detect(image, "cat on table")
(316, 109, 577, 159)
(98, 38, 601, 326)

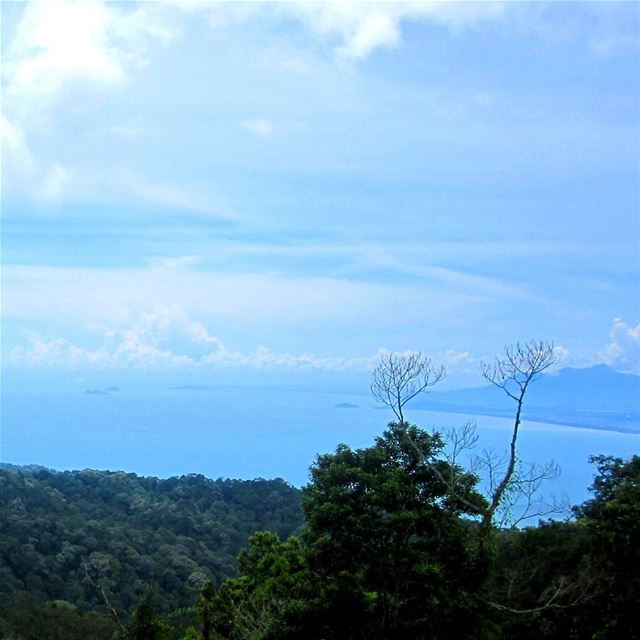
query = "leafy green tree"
(488, 455, 639, 640)
(300, 422, 488, 640)
(127, 599, 171, 640)
(221, 532, 307, 639)
(196, 582, 233, 640)
(574, 455, 640, 639)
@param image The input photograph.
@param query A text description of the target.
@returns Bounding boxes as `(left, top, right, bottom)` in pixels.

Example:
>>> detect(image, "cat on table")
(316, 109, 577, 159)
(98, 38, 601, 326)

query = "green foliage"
(0, 595, 117, 640)
(1, 445, 636, 640)
(127, 599, 171, 640)
(221, 533, 307, 639)
(490, 455, 640, 640)
(298, 422, 489, 639)
(576, 455, 640, 639)
(0, 468, 303, 617)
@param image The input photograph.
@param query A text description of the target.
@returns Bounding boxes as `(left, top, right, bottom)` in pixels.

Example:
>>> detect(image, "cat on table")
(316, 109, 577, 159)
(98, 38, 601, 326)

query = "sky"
(2, 0, 639, 394)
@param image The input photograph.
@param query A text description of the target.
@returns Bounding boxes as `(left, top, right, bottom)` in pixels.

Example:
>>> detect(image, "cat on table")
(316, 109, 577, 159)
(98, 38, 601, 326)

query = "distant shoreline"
(411, 404, 640, 436)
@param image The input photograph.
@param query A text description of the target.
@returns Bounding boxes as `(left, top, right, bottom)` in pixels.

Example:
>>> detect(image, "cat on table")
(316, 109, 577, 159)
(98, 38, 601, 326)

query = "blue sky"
(2, 1, 639, 391)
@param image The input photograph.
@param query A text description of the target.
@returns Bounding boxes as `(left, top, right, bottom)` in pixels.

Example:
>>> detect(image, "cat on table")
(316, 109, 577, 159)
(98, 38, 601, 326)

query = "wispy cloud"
(277, 1, 506, 59)
(240, 118, 275, 138)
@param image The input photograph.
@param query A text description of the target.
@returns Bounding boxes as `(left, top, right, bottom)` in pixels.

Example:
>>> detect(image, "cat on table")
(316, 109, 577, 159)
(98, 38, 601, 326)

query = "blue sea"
(2, 384, 638, 511)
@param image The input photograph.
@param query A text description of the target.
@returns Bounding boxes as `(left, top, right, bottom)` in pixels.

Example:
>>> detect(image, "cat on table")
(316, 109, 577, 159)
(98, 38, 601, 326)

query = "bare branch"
(369, 342, 563, 532)
(488, 575, 592, 615)
(371, 351, 445, 426)
(82, 558, 126, 633)
(479, 341, 557, 530)
(494, 460, 570, 528)
(443, 421, 479, 467)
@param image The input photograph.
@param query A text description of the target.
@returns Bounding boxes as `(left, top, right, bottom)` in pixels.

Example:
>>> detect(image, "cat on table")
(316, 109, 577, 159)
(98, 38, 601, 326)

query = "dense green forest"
(0, 468, 303, 617)
(0, 435, 638, 639)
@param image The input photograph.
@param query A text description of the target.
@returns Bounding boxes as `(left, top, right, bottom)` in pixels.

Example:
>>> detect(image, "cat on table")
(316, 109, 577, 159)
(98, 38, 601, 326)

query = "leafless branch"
(494, 460, 570, 528)
(369, 342, 563, 531)
(82, 558, 125, 633)
(371, 351, 445, 426)
(479, 341, 557, 530)
(443, 420, 479, 467)
(488, 575, 592, 615)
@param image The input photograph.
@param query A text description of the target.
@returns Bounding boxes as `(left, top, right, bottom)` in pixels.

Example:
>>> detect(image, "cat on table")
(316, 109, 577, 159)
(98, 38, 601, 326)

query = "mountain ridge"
(412, 364, 640, 433)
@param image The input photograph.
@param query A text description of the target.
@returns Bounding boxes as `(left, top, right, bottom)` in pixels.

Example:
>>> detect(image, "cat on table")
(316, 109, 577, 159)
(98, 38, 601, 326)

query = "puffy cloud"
(0, 114, 35, 173)
(36, 162, 72, 202)
(3, 1, 174, 116)
(552, 345, 571, 364)
(8, 305, 383, 371)
(599, 318, 640, 373)
(3, 0, 504, 120)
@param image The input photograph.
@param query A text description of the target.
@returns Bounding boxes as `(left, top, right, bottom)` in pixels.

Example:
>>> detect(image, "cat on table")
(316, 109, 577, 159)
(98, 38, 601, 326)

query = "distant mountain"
(412, 365, 640, 433)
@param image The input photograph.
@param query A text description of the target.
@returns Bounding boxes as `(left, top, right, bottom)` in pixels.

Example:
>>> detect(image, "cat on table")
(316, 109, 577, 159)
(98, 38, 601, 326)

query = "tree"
(221, 532, 307, 640)
(371, 352, 445, 426)
(370, 342, 565, 531)
(127, 599, 171, 640)
(478, 341, 559, 530)
(573, 455, 640, 639)
(301, 422, 488, 640)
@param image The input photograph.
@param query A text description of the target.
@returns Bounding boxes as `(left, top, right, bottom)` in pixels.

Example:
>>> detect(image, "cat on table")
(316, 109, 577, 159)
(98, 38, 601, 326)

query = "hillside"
(0, 466, 303, 616)
(413, 365, 640, 432)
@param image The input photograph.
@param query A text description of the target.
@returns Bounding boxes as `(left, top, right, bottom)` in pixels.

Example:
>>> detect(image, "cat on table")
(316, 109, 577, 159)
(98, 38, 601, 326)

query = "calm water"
(2, 385, 638, 510)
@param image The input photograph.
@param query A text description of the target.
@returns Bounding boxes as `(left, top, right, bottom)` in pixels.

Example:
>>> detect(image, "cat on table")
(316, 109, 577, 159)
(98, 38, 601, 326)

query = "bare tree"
(370, 342, 566, 530)
(478, 341, 558, 530)
(369, 342, 582, 616)
(371, 351, 445, 427)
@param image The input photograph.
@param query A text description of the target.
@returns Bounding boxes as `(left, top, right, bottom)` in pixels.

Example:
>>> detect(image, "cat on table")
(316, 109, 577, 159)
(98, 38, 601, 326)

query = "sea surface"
(2, 384, 639, 511)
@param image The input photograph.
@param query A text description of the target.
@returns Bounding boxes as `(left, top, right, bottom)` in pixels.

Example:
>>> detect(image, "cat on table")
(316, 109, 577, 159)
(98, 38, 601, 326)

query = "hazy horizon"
(1, 2, 638, 481)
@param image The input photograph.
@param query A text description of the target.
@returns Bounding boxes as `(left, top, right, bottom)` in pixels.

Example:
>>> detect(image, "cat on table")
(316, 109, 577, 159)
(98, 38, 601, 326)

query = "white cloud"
(552, 345, 571, 364)
(599, 318, 640, 373)
(11, 305, 487, 374)
(438, 349, 475, 370)
(471, 91, 496, 108)
(279, 1, 505, 60)
(0, 262, 501, 338)
(3, 1, 174, 116)
(108, 174, 244, 221)
(8, 305, 384, 371)
(1, 113, 75, 203)
(0, 113, 35, 174)
(2, 2, 175, 203)
(240, 118, 275, 138)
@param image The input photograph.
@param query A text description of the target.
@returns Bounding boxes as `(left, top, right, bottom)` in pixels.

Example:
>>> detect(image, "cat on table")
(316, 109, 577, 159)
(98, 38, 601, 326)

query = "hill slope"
(0, 467, 303, 615)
